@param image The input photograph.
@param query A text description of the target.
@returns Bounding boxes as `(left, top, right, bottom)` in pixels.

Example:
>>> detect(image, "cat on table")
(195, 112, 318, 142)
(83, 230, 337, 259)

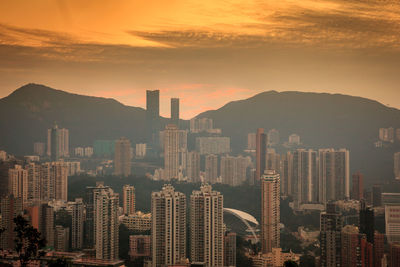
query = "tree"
(284, 260, 299, 267)
(13, 215, 46, 267)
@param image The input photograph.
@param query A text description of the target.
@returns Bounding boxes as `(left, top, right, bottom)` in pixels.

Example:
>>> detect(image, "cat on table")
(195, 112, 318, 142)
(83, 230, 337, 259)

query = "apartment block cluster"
(375, 127, 400, 147)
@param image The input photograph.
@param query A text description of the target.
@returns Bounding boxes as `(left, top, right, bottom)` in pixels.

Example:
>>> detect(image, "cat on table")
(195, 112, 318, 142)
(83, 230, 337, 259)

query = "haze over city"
(1, 1, 400, 267)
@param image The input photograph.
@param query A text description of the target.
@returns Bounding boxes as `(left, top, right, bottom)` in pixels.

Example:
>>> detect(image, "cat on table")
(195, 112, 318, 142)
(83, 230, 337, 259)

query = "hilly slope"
(0, 83, 166, 155)
(197, 91, 400, 184)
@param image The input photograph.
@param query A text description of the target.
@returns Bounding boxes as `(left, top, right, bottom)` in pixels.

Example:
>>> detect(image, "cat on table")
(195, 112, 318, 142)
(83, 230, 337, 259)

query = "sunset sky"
(1, 0, 400, 118)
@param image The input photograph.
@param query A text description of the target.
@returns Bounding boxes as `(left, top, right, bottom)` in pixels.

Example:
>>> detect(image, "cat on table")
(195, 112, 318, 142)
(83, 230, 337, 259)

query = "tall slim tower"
(71, 198, 84, 250)
(261, 170, 280, 253)
(171, 98, 179, 127)
(123, 184, 135, 215)
(163, 124, 180, 180)
(256, 128, 266, 182)
(190, 184, 224, 267)
(8, 165, 28, 206)
(320, 203, 343, 267)
(151, 185, 186, 267)
(146, 90, 160, 145)
(205, 154, 218, 184)
(47, 123, 69, 160)
(186, 151, 200, 182)
(114, 137, 132, 177)
(94, 185, 119, 260)
(351, 172, 364, 201)
(0, 195, 23, 250)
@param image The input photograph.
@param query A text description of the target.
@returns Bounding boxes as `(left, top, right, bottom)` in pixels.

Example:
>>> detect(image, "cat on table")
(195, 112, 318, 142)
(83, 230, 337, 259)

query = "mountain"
(0, 83, 168, 155)
(197, 90, 400, 184)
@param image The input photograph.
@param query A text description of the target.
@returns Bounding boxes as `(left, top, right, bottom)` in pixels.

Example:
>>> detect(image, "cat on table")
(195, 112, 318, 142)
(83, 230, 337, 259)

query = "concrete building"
(123, 185, 135, 215)
(351, 172, 364, 201)
(33, 142, 45, 156)
(41, 203, 55, 248)
(389, 242, 400, 267)
(220, 155, 251, 186)
(373, 184, 382, 207)
(195, 137, 230, 155)
(288, 134, 300, 145)
(256, 128, 266, 182)
(190, 184, 224, 267)
(385, 204, 400, 243)
(94, 185, 119, 260)
(136, 143, 147, 158)
(0, 195, 23, 250)
(129, 235, 151, 260)
(55, 225, 70, 252)
(251, 248, 300, 267)
(146, 90, 160, 146)
(151, 185, 186, 267)
(71, 198, 85, 250)
(261, 170, 280, 254)
(171, 98, 179, 127)
(205, 154, 218, 184)
(247, 132, 256, 150)
(341, 225, 372, 267)
(164, 124, 181, 180)
(267, 129, 280, 146)
(224, 232, 236, 267)
(186, 151, 200, 183)
(8, 164, 28, 206)
(190, 118, 213, 133)
(320, 203, 343, 267)
(395, 152, 400, 180)
(114, 137, 132, 177)
(47, 123, 69, 160)
(121, 212, 152, 232)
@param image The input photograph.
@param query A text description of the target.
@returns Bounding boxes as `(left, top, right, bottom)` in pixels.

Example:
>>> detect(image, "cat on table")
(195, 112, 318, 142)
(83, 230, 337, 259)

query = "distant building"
(136, 143, 147, 158)
(195, 137, 230, 155)
(114, 137, 132, 177)
(121, 212, 151, 232)
(320, 203, 343, 267)
(224, 232, 236, 267)
(129, 235, 151, 260)
(251, 248, 300, 267)
(341, 225, 372, 267)
(93, 140, 115, 158)
(0, 195, 23, 250)
(288, 134, 300, 145)
(382, 193, 400, 205)
(267, 129, 279, 146)
(385, 204, 400, 243)
(205, 154, 218, 184)
(151, 185, 186, 267)
(389, 242, 400, 267)
(351, 172, 364, 201)
(395, 152, 400, 180)
(8, 164, 28, 206)
(372, 184, 382, 207)
(0, 150, 6, 161)
(379, 127, 395, 143)
(255, 128, 266, 182)
(261, 170, 280, 254)
(280, 152, 293, 196)
(186, 151, 200, 182)
(123, 185, 135, 215)
(33, 142, 45, 156)
(190, 117, 213, 133)
(55, 225, 70, 252)
(47, 123, 69, 160)
(220, 155, 251, 186)
(71, 198, 84, 250)
(247, 132, 256, 150)
(359, 200, 374, 243)
(146, 90, 160, 146)
(190, 184, 224, 267)
(164, 124, 181, 180)
(171, 98, 179, 127)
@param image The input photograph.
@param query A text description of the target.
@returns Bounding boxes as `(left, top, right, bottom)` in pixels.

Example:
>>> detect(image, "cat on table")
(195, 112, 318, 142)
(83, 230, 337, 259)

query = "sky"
(1, 0, 400, 118)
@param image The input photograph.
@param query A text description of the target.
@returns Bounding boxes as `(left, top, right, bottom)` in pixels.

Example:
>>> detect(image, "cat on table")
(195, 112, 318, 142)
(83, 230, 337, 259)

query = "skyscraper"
(224, 232, 237, 267)
(163, 124, 180, 180)
(320, 203, 343, 267)
(0, 195, 23, 250)
(94, 185, 119, 260)
(114, 137, 132, 177)
(247, 132, 256, 150)
(55, 225, 70, 252)
(26, 162, 41, 201)
(385, 204, 400, 243)
(372, 184, 382, 207)
(205, 154, 218, 184)
(267, 129, 280, 146)
(190, 184, 224, 267)
(123, 184, 135, 215)
(47, 123, 69, 160)
(71, 198, 84, 250)
(146, 90, 160, 145)
(261, 170, 280, 254)
(359, 200, 375, 244)
(341, 225, 372, 267)
(186, 151, 200, 182)
(40, 203, 55, 248)
(151, 185, 186, 267)
(8, 164, 28, 206)
(171, 98, 179, 127)
(351, 172, 364, 201)
(220, 155, 251, 186)
(256, 128, 266, 182)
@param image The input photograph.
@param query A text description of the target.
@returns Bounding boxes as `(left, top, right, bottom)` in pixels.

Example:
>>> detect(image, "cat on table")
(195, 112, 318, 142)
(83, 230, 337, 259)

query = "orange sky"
(1, 0, 400, 118)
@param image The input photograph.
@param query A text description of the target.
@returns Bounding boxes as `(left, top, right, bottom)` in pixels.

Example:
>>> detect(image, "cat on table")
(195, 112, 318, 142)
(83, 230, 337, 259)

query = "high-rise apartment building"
(129, 235, 151, 260)
(247, 132, 256, 150)
(389, 242, 400, 267)
(320, 203, 343, 267)
(385, 204, 400, 243)
(151, 185, 186, 267)
(26, 162, 41, 201)
(40, 203, 55, 247)
(395, 152, 400, 180)
(186, 151, 200, 182)
(220, 155, 251, 186)
(341, 225, 372, 267)
(0, 195, 23, 250)
(205, 154, 218, 184)
(256, 128, 267, 182)
(123, 185, 135, 215)
(71, 198, 84, 250)
(359, 200, 375, 244)
(171, 98, 179, 127)
(55, 225, 70, 252)
(374, 231, 385, 267)
(280, 152, 293, 196)
(163, 124, 181, 180)
(146, 90, 160, 145)
(267, 129, 280, 146)
(190, 118, 213, 133)
(190, 184, 224, 267)
(351, 172, 364, 201)
(224, 232, 237, 267)
(261, 170, 280, 254)
(195, 137, 230, 155)
(47, 123, 69, 160)
(94, 184, 119, 260)
(33, 142, 45, 156)
(318, 148, 350, 203)
(136, 143, 147, 159)
(114, 137, 132, 177)
(288, 134, 301, 145)
(8, 164, 28, 206)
